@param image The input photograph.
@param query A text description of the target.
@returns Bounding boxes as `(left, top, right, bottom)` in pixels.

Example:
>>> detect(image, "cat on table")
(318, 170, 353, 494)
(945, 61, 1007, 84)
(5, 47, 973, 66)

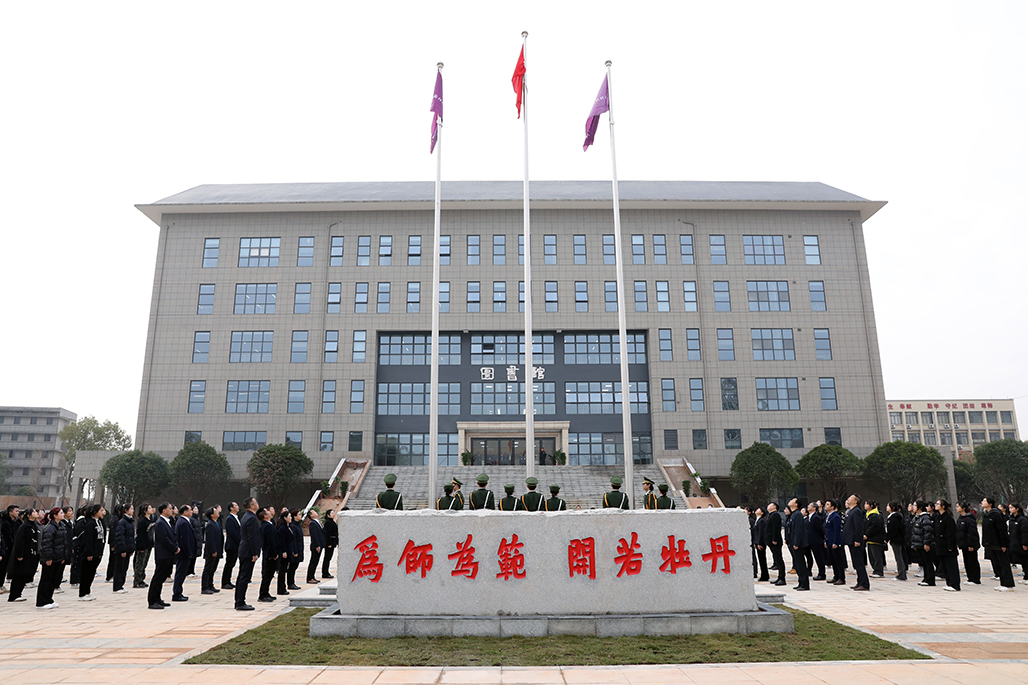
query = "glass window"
(330, 236, 344, 266)
(202, 238, 219, 268)
(440, 281, 450, 312)
(378, 382, 462, 416)
(233, 283, 277, 314)
(971, 431, 986, 446)
(680, 235, 694, 264)
(493, 281, 506, 312)
(544, 234, 557, 264)
(756, 377, 800, 411)
(713, 281, 731, 311)
(192, 331, 210, 363)
(407, 282, 421, 313)
(357, 236, 371, 266)
(290, 331, 308, 363)
(824, 427, 842, 446)
(229, 331, 273, 363)
(327, 282, 341, 313)
(653, 234, 667, 264)
(379, 334, 462, 365)
(686, 328, 700, 361)
(226, 380, 270, 413)
(297, 237, 314, 267)
(658, 328, 673, 361)
(320, 432, 334, 452)
(986, 411, 998, 424)
(683, 281, 697, 311)
(655, 281, 670, 312)
(603, 234, 616, 265)
(188, 381, 206, 414)
(634, 281, 647, 312)
(545, 281, 558, 312)
(605, 281, 618, 312)
(288, 380, 305, 413)
(350, 380, 365, 414)
(518, 235, 524, 265)
(465, 235, 481, 265)
(440, 235, 451, 265)
(322, 381, 336, 413)
(632, 234, 645, 264)
(185, 431, 202, 445)
(354, 282, 369, 313)
(470, 382, 553, 416)
(953, 411, 966, 424)
(709, 235, 726, 264)
(759, 428, 804, 449)
(238, 237, 280, 267)
(349, 431, 363, 452)
(1004, 431, 1016, 440)
(940, 432, 953, 445)
(955, 432, 969, 446)
(1001, 411, 1013, 424)
(724, 429, 742, 450)
(717, 329, 735, 361)
(324, 331, 338, 363)
(661, 379, 676, 412)
(563, 381, 648, 415)
(223, 431, 267, 452)
(519, 281, 526, 312)
(574, 235, 587, 264)
(575, 281, 588, 312)
(921, 412, 934, 425)
(752, 328, 795, 361)
(747, 281, 790, 311)
(378, 236, 392, 265)
(924, 432, 938, 445)
(374, 433, 461, 466)
(562, 333, 644, 365)
(937, 411, 950, 424)
(467, 281, 480, 312)
(968, 411, 983, 424)
(294, 283, 311, 314)
(285, 432, 303, 450)
(408, 236, 422, 265)
(197, 284, 215, 315)
(814, 329, 832, 360)
(493, 235, 505, 265)
(743, 235, 786, 265)
(664, 429, 679, 451)
(377, 282, 390, 313)
(809, 281, 826, 311)
(689, 378, 704, 411)
(693, 429, 707, 450)
(721, 378, 739, 410)
(804, 236, 821, 265)
(352, 330, 366, 362)
(820, 378, 837, 410)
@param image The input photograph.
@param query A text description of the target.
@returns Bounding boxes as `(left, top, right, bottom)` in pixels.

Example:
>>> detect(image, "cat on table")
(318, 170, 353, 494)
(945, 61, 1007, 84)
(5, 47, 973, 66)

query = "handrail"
(302, 457, 346, 517)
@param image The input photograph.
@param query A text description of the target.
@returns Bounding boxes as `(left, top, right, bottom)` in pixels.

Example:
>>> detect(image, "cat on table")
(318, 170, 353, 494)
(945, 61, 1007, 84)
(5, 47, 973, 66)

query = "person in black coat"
(884, 502, 908, 581)
(0, 506, 18, 593)
(753, 507, 769, 582)
(188, 504, 204, 576)
(806, 503, 826, 580)
(306, 510, 326, 584)
(260, 509, 281, 602)
(842, 494, 869, 590)
(934, 499, 960, 591)
(788, 498, 810, 591)
(8, 509, 40, 602)
(288, 509, 304, 591)
(148, 502, 178, 609)
(133, 504, 155, 588)
(764, 502, 785, 586)
(863, 500, 886, 578)
(322, 509, 339, 579)
(172, 504, 196, 601)
(955, 501, 981, 584)
(77, 504, 106, 600)
(234, 498, 261, 610)
(1009, 503, 1028, 583)
(221, 501, 241, 590)
(201, 507, 224, 594)
(981, 497, 1014, 590)
(36, 507, 70, 608)
(54, 506, 74, 592)
(911, 501, 935, 586)
(276, 511, 294, 596)
(112, 504, 137, 593)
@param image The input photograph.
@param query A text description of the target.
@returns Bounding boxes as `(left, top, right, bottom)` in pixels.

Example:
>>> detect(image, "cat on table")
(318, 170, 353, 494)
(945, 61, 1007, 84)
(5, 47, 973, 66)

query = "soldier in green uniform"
(436, 483, 460, 510)
(451, 477, 465, 508)
(654, 483, 677, 509)
(642, 477, 657, 510)
(498, 484, 523, 511)
(603, 476, 630, 509)
(520, 477, 545, 512)
(375, 473, 404, 510)
(544, 484, 567, 511)
(469, 474, 495, 510)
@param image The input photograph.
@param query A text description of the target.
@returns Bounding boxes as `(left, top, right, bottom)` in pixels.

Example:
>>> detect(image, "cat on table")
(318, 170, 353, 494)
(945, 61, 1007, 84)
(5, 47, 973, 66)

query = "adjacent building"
(886, 399, 1020, 458)
(0, 406, 76, 498)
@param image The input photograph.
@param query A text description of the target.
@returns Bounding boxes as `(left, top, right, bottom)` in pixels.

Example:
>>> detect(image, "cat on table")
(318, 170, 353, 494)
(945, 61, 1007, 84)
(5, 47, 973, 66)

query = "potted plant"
(461, 450, 475, 466)
(681, 479, 691, 497)
(700, 479, 711, 496)
(552, 449, 567, 465)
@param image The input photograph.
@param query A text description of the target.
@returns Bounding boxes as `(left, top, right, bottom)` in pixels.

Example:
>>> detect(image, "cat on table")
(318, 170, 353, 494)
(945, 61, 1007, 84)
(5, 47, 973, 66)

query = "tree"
(0, 458, 12, 495)
(730, 442, 799, 506)
(15, 485, 35, 497)
(953, 459, 988, 504)
(970, 439, 1028, 504)
(796, 444, 862, 502)
(169, 441, 232, 505)
(246, 443, 314, 505)
(862, 441, 946, 505)
(59, 416, 133, 499)
(98, 450, 170, 508)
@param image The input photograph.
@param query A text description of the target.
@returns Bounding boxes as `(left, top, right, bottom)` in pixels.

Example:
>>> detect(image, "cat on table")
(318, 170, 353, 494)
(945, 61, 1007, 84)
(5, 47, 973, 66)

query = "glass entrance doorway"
(470, 437, 556, 465)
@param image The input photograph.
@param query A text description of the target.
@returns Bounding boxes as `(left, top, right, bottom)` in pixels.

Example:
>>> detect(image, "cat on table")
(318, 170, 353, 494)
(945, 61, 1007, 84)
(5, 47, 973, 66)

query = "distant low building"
(0, 407, 77, 498)
(886, 399, 1019, 458)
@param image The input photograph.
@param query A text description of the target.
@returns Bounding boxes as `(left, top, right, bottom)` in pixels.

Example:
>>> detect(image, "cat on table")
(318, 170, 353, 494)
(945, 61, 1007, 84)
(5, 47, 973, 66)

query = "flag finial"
(437, 62, 444, 70)
(605, 60, 612, 67)
(522, 31, 528, 37)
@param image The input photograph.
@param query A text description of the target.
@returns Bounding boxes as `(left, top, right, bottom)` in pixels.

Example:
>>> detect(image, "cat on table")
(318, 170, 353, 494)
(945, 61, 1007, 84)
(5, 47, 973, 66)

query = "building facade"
(886, 398, 1020, 458)
(134, 181, 889, 482)
(0, 406, 76, 498)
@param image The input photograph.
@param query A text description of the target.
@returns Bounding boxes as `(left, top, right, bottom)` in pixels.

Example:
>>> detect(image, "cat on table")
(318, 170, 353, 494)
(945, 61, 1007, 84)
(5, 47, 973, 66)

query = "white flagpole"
(606, 60, 634, 508)
(429, 62, 443, 505)
(521, 32, 536, 480)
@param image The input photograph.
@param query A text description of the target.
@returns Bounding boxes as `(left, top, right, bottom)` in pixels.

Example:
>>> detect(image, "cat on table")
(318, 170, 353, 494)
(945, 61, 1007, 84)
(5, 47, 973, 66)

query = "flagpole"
(521, 31, 536, 480)
(606, 60, 634, 508)
(429, 62, 443, 506)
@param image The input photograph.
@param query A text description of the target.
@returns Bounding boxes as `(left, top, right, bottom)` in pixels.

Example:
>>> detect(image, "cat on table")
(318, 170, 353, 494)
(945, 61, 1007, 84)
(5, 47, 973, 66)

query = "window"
(1004, 431, 1017, 440)
(661, 379, 676, 412)
(378, 382, 461, 415)
(686, 328, 700, 361)
(658, 329, 673, 361)
(968, 411, 983, 424)
(192, 331, 210, 363)
(760, 428, 804, 449)
(814, 329, 832, 360)
(747, 281, 790, 311)
(756, 377, 800, 411)
(352, 330, 366, 362)
(709, 235, 726, 264)
(493, 235, 505, 265)
(820, 378, 838, 410)
(439, 235, 451, 265)
(223, 431, 267, 452)
(655, 281, 670, 312)
(197, 285, 215, 314)
(327, 282, 341, 313)
(680, 235, 694, 264)
(324, 331, 338, 362)
(377, 282, 390, 313)
(575, 282, 588, 312)
(693, 429, 707, 450)
(478, 333, 555, 364)
(330, 236, 344, 266)
(564, 381, 648, 414)
(408, 236, 422, 265)
(683, 281, 698, 311)
(953, 411, 966, 424)
(604, 281, 618, 312)
(545, 281, 558, 312)
(188, 381, 206, 413)
(724, 429, 742, 450)
(229, 331, 274, 363)
(986, 411, 998, 424)
(226, 380, 270, 413)
(573, 235, 587, 264)
(320, 432, 334, 452)
(803, 236, 821, 265)
(824, 428, 842, 446)
(202, 238, 220, 268)
(752, 328, 795, 360)
(721, 378, 739, 410)
(922, 412, 934, 424)
(467, 281, 480, 312)
(378, 335, 461, 365)
(544, 234, 557, 264)
(717, 329, 735, 361)
(664, 429, 679, 450)
(297, 237, 314, 267)
(288, 380, 305, 413)
(972, 431, 986, 446)
(233, 283, 277, 314)
(439, 281, 450, 312)
(350, 380, 365, 413)
(713, 281, 731, 311)
(493, 281, 506, 312)
(689, 378, 704, 411)
(185, 431, 202, 445)
(1001, 410, 1013, 424)
(354, 283, 369, 313)
(632, 234, 645, 264)
(379, 236, 392, 265)
(562, 333, 644, 365)
(518, 282, 526, 313)
(357, 236, 371, 266)
(603, 234, 616, 264)
(407, 282, 421, 313)
(238, 237, 280, 267)
(925, 432, 938, 445)
(291, 331, 308, 363)
(940, 432, 953, 445)
(653, 234, 667, 264)
(634, 281, 647, 311)
(471, 382, 555, 415)
(743, 235, 785, 265)
(285, 432, 303, 450)
(320, 380, 336, 413)
(467, 235, 480, 265)
(349, 431, 363, 451)
(294, 283, 311, 313)
(889, 411, 903, 425)
(809, 281, 826, 311)
(375, 433, 460, 466)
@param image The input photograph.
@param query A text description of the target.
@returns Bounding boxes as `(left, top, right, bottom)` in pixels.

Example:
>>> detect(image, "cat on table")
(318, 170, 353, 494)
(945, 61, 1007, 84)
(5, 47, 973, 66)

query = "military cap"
(452, 476, 463, 486)
(476, 473, 489, 483)
(383, 473, 397, 485)
(443, 483, 454, 493)
(525, 477, 539, 486)
(549, 484, 561, 493)
(658, 483, 669, 492)
(642, 477, 655, 485)
(504, 484, 515, 493)
(610, 476, 624, 486)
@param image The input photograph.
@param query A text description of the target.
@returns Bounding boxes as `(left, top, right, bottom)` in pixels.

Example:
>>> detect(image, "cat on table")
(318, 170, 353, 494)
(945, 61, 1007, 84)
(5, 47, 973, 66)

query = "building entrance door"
(470, 437, 556, 465)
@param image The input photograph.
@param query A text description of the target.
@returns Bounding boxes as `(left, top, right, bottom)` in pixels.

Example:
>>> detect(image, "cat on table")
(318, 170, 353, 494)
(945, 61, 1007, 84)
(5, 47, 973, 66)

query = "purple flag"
(430, 71, 443, 153)
(582, 75, 609, 152)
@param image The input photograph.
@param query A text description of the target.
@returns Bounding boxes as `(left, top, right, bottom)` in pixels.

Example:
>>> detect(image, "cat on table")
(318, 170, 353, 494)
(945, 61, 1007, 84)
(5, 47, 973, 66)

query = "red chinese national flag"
(512, 47, 526, 118)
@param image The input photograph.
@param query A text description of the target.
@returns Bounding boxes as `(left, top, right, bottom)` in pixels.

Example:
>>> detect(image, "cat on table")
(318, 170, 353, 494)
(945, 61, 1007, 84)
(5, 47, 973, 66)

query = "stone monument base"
(309, 602, 793, 638)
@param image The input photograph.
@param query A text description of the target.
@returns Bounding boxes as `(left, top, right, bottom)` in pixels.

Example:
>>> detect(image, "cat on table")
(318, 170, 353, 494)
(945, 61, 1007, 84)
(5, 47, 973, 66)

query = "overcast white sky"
(1, 1, 1025, 441)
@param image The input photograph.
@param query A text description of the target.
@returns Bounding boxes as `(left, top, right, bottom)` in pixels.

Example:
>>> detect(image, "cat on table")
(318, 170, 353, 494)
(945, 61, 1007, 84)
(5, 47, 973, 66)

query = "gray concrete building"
(0, 406, 76, 498)
(133, 180, 889, 498)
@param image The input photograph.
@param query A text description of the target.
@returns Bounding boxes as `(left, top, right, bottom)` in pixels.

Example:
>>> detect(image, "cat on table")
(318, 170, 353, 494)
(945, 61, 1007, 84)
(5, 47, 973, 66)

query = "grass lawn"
(185, 606, 927, 666)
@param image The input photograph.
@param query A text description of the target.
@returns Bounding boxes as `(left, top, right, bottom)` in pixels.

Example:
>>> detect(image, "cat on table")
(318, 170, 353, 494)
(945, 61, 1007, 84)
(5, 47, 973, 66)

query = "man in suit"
(520, 478, 544, 512)
(764, 502, 785, 586)
(602, 476, 630, 509)
(824, 500, 845, 584)
(221, 501, 240, 590)
(788, 498, 810, 591)
(172, 504, 196, 601)
(234, 497, 261, 611)
(807, 502, 826, 580)
(843, 494, 870, 591)
(375, 474, 403, 510)
(148, 502, 178, 609)
(306, 510, 325, 584)
(201, 507, 223, 594)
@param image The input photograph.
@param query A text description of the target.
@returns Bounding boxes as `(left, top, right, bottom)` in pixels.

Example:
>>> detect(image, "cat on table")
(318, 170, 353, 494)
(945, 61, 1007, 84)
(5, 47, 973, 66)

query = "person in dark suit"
(201, 507, 224, 594)
(322, 508, 338, 579)
(133, 504, 155, 588)
(275, 511, 294, 596)
(788, 498, 810, 591)
(112, 504, 137, 593)
(981, 496, 1015, 590)
(934, 499, 960, 591)
(843, 494, 869, 591)
(807, 502, 826, 580)
(221, 501, 240, 590)
(764, 502, 785, 586)
(148, 502, 178, 609)
(824, 500, 845, 584)
(77, 504, 105, 601)
(306, 510, 325, 584)
(234, 497, 261, 610)
(885, 501, 908, 581)
(288, 509, 303, 590)
(8, 509, 41, 603)
(260, 508, 280, 602)
(955, 501, 981, 584)
(172, 504, 196, 601)
(753, 507, 769, 581)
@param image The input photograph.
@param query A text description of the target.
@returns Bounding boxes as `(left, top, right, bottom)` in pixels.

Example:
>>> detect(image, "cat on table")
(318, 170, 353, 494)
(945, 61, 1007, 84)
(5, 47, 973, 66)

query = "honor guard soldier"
(376, 474, 403, 510)
(469, 474, 495, 510)
(642, 477, 657, 510)
(655, 483, 677, 509)
(498, 484, 523, 511)
(436, 483, 460, 510)
(451, 477, 465, 508)
(520, 477, 545, 512)
(545, 484, 567, 511)
(603, 476, 630, 509)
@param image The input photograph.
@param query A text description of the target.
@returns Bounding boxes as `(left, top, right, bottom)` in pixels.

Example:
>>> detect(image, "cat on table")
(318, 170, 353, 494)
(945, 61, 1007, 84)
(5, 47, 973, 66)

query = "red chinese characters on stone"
(614, 532, 643, 578)
(701, 535, 736, 574)
(568, 537, 596, 579)
(496, 534, 526, 580)
(448, 533, 479, 579)
(659, 535, 692, 574)
(351, 535, 384, 583)
(397, 540, 433, 578)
